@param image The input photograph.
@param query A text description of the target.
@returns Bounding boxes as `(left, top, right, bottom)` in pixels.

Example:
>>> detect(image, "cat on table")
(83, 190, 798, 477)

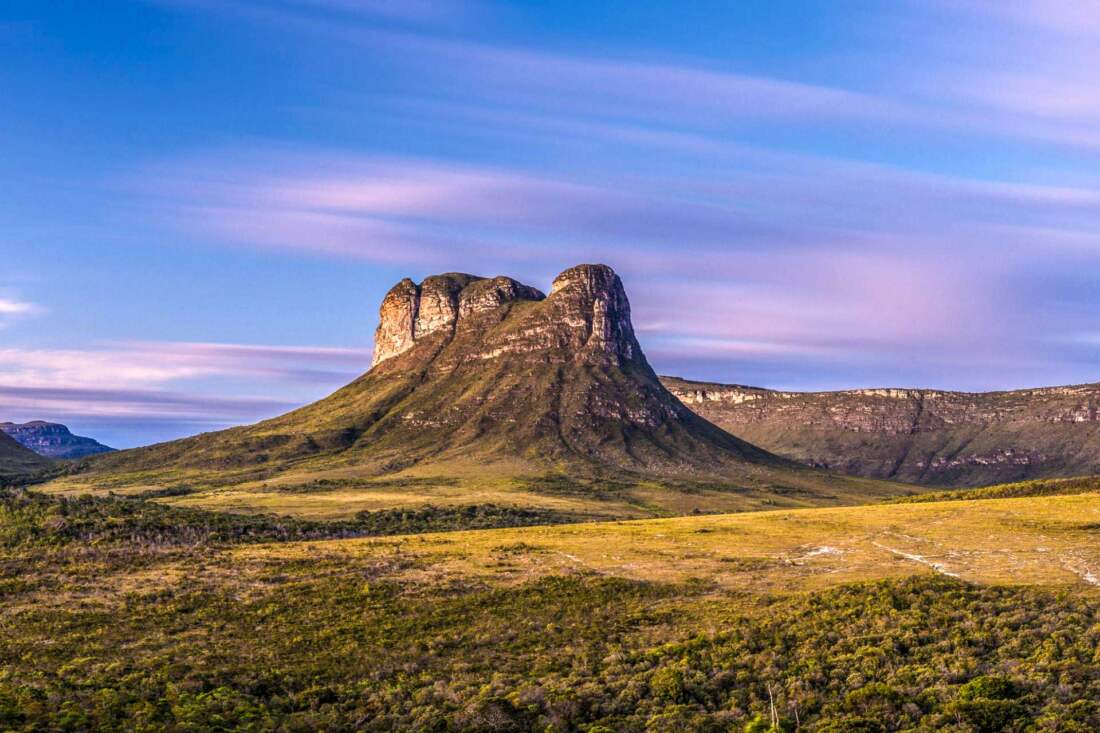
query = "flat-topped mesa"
(371, 272, 545, 367)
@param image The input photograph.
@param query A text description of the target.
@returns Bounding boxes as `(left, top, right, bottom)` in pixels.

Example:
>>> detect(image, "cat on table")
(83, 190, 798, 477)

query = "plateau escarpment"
(56, 265, 899, 516)
(663, 376, 1100, 487)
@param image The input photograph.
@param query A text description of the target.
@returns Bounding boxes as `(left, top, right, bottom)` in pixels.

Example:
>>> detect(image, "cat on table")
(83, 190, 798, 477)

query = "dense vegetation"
(0, 487, 590, 548)
(5, 486, 1100, 730)
(3, 559, 1100, 732)
(893, 475, 1100, 504)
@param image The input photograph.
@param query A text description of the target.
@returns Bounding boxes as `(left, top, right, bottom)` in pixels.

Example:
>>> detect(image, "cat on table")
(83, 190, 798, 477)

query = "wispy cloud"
(0, 341, 369, 390)
(0, 341, 371, 444)
(130, 151, 792, 266)
(0, 384, 296, 422)
(0, 296, 41, 329)
(156, 0, 1100, 155)
(131, 146, 1100, 265)
(0, 298, 37, 316)
(119, 142, 1100, 397)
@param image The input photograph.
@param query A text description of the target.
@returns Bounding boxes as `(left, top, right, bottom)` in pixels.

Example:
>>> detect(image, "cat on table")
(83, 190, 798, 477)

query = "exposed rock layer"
(371, 274, 544, 367)
(662, 376, 1100, 486)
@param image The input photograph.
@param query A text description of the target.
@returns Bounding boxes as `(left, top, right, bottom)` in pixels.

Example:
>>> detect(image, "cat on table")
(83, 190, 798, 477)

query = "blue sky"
(3, 1, 1100, 447)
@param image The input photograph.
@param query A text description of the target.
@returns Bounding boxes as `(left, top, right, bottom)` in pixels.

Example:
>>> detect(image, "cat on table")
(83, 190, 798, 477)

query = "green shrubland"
(3, 566, 1099, 731)
(5, 486, 1100, 731)
(893, 475, 1100, 504)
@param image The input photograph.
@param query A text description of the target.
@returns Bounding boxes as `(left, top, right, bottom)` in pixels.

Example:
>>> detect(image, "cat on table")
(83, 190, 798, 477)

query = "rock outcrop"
(0, 421, 114, 460)
(662, 376, 1100, 487)
(371, 274, 544, 367)
(547, 264, 637, 365)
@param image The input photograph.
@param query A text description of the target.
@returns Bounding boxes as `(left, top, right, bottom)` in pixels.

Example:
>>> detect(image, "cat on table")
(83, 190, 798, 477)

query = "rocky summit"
(371, 273, 545, 367)
(663, 376, 1100, 487)
(357, 263, 750, 472)
(1, 421, 114, 460)
(65, 264, 898, 512)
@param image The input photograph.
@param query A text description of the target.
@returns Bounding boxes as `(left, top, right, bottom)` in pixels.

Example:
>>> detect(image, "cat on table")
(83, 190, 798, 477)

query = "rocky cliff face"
(662, 376, 1100, 486)
(0, 422, 114, 460)
(370, 265, 642, 372)
(371, 274, 544, 367)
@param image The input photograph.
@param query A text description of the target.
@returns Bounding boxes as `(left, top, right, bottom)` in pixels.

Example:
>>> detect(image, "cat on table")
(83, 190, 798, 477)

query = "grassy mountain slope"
(0, 430, 51, 483)
(44, 266, 904, 517)
(664, 375, 1100, 487)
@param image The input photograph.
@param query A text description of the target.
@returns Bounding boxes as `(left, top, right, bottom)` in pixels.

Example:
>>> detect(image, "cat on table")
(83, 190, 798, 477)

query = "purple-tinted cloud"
(0, 384, 296, 422)
(131, 152, 798, 264)
(132, 147, 1100, 273)
(118, 141, 1100, 396)
(0, 341, 372, 446)
(164, 0, 1100, 155)
(0, 342, 369, 390)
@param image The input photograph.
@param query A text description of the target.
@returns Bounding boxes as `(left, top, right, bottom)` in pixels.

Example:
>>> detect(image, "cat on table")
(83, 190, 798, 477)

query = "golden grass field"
(8, 481, 1100, 729)
(40, 455, 908, 521)
(257, 492, 1097, 587)
(107, 490, 1096, 605)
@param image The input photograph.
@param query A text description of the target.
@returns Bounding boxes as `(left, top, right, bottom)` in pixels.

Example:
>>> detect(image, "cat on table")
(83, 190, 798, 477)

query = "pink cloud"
(0, 341, 370, 391)
(0, 384, 295, 422)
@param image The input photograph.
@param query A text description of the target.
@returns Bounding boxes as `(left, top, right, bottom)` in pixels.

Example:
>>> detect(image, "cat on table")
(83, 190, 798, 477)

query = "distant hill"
(52, 265, 901, 518)
(0, 421, 114, 460)
(663, 376, 1100, 487)
(0, 430, 52, 482)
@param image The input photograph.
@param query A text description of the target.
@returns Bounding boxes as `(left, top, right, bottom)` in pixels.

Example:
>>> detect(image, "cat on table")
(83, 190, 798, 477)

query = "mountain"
(0, 430, 52, 482)
(662, 376, 1100, 487)
(56, 265, 901, 517)
(0, 421, 114, 460)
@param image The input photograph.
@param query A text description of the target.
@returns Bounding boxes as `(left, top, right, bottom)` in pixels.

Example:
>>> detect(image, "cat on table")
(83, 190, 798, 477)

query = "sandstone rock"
(371, 278, 420, 368)
(547, 264, 636, 365)
(372, 273, 546, 367)
(413, 274, 479, 341)
(458, 276, 544, 320)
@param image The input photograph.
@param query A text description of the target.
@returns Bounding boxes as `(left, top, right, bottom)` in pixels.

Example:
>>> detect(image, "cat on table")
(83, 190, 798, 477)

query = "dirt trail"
(872, 539, 961, 578)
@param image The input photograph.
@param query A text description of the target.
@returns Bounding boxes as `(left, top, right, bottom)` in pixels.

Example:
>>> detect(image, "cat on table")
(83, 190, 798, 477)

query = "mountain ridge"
(0, 430, 53, 482)
(0, 421, 114, 460)
(662, 375, 1100, 486)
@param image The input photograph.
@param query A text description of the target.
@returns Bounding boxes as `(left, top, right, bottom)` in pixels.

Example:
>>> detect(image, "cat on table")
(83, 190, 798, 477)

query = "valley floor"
(3, 490, 1100, 730)
(41, 456, 906, 521)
